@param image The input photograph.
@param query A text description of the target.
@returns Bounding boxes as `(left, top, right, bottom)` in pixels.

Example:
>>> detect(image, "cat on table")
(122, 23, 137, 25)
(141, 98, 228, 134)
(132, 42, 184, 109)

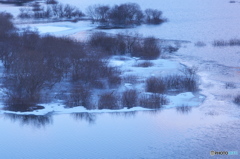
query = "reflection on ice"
(71, 113, 97, 124)
(110, 111, 138, 118)
(3, 113, 53, 128)
(176, 105, 192, 114)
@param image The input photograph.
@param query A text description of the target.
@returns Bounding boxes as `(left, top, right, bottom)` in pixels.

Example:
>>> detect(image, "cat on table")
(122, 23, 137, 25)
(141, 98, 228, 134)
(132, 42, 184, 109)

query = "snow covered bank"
(16, 21, 95, 38)
(0, 91, 204, 116)
(0, 55, 205, 116)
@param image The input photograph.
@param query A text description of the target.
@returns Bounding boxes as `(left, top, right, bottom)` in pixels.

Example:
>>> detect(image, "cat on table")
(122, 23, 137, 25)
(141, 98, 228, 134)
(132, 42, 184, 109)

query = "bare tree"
(0, 12, 15, 36)
(98, 92, 120, 109)
(145, 9, 164, 24)
(86, 4, 110, 24)
(122, 89, 138, 108)
(108, 3, 144, 26)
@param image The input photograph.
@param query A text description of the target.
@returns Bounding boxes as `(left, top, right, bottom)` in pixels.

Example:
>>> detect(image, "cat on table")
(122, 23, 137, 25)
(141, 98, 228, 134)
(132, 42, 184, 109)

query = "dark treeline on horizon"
(17, 1, 166, 27)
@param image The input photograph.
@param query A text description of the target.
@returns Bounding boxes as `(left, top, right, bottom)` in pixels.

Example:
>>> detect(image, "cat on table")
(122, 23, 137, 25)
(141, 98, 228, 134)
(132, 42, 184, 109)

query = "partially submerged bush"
(134, 61, 154, 67)
(132, 37, 161, 59)
(139, 93, 168, 109)
(234, 95, 240, 105)
(123, 75, 138, 84)
(146, 67, 198, 94)
(225, 82, 236, 89)
(18, 2, 84, 19)
(145, 8, 165, 24)
(65, 85, 92, 109)
(0, 12, 15, 37)
(108, 74, 122, 88)
(98, 92, 120, 109)
(213, 39, 240, 47)
(163, 45, 179, 53)
(194, 41, 206, 47)
(163, 75, 184, 91)
(108, 3, 144, 26)
(229, 38, 240, 46)
(179, 66, 199, 92)
(212, 40, 228, 47)
(88, 32, 161, 59)
(122, 89, 138, 108)
(146, 76, 166, 93)
(86, 3, 165, 27)
(88, 32, 127, 55)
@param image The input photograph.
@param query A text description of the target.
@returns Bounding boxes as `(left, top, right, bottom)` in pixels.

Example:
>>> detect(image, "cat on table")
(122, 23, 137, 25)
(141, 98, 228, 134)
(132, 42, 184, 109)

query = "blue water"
(0, 108, 239, 159)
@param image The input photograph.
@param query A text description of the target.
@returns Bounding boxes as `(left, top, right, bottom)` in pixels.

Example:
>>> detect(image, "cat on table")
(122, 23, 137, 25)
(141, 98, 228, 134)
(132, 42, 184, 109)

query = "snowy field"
(0, 0, 240, 158)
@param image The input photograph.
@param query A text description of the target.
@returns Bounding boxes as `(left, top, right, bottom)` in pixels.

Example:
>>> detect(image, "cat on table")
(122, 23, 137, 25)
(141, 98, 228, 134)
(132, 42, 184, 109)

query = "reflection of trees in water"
(71, 113, 97, 124)
(4, 113, 53, 128)
(110, 111, 138, 118)
(144, 109, 162, 115)
(176, 105, 192, 114)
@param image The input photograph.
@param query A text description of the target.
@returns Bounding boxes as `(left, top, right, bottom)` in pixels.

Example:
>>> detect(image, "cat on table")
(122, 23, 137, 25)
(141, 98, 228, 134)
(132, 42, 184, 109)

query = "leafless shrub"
(123, 75, 138, 84)
(146, 68, 198, 94)
(163, 45, 179, 53)
(212, 39, 240, 47)
(145, 8, 165, 24)
(88, 32, 127, 55)
(0, 12, 15, 36)
(71, 57, 121, 88)
(108, 75, 122, 88)
(163, 75, 184, 91)
(229, 38, 240, 46)
(194, 41, 206, 47)
(86, 3, 165, 27)
(86, 4, 110, 24)
(225, 82, 236, 89)
(46, 0, 58, 5)
(18, 2, 84, 19)
(98, 92, 120, 109)
(146, 76, 166, 93)
(179, 66, 199, 92)
(88, 32, 161, 59)
(139, 93, 168, 109)
(18, 7, 33, 18)
(132, 37, 161, 59)
(122, 89, 138, 108)
(108, 3, 144, 26)
(134, 61, 154, 67)
(91, 80, 105, 89)
(4, 95, 42, 112)
(212, 40, 228, 46)
(65, 85, 92, 109)
(234, 95, 240, 105)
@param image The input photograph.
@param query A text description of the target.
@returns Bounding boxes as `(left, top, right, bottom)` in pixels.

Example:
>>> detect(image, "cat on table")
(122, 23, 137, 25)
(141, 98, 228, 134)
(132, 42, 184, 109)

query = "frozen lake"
(1, 0, 240, 158)
(0, 109, 239, 159)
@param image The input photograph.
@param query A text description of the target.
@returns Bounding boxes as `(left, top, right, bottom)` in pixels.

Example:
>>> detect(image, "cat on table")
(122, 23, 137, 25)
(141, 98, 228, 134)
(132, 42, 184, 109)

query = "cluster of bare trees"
(0, 12, 199, 112)
(88, 31, 161, 59)
(146, 67, 199, 94)
(96, 89, 168, 110)
(17, 1, 165, 26)
(0, 12, 123, 111)
(0, 12, 15, 38)
(18, 1, 84, 19)
(87, 3, 166, 27)
(0, 0, 33, 6)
